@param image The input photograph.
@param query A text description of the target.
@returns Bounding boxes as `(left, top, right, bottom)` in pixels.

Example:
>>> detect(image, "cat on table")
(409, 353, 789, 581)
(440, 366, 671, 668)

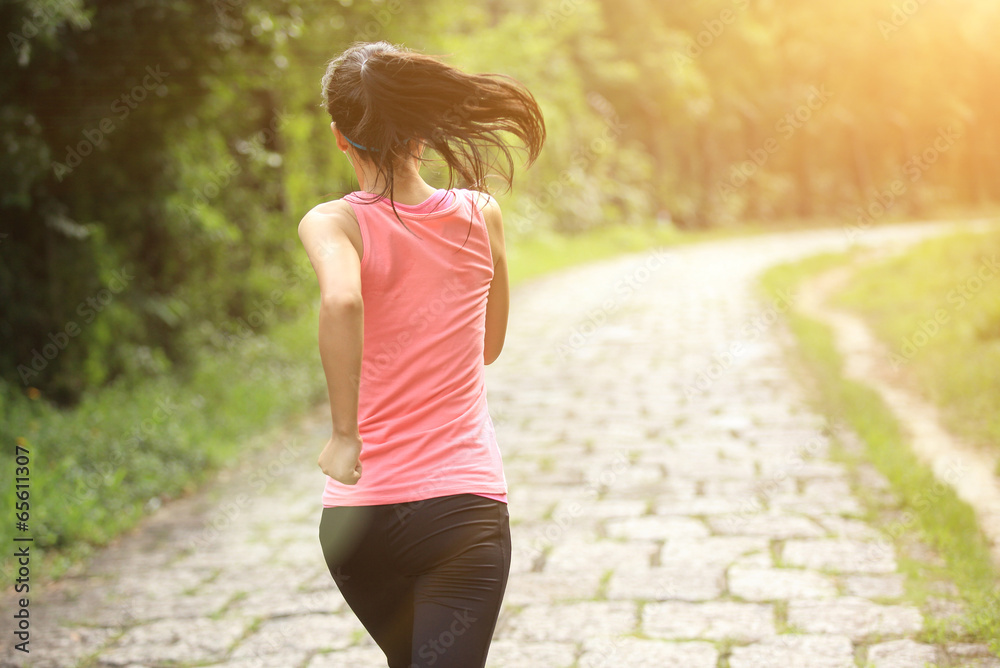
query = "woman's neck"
(353, 155, 438, 206)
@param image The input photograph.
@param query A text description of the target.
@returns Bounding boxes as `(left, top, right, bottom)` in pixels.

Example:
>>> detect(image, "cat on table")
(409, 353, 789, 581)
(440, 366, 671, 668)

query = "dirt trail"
(797, 248, 1000, 566)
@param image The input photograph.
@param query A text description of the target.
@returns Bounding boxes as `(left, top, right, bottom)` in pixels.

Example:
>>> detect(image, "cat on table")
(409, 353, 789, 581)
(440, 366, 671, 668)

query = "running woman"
(297, 41, 545, 668)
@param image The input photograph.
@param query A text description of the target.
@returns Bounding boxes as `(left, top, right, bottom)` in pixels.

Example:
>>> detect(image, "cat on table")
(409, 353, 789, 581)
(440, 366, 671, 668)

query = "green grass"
(833, 227, 1000, 473)
(503, 210, 972, 287)
(506, 223, 685, 285)
(760, 252, 1000, 655)
(1, 310, 328, 583)
(504, 216, 833, 286)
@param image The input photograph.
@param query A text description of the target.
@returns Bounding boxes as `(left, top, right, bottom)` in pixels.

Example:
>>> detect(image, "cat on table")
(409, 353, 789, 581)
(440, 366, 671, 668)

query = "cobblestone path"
(6, 223, 999, 668)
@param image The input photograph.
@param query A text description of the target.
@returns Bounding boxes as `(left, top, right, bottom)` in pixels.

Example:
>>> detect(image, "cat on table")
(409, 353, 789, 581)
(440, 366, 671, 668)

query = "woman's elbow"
(320, 291, 363, 313)
(484, 347, 502, 365)
(483, 335, 505, 365)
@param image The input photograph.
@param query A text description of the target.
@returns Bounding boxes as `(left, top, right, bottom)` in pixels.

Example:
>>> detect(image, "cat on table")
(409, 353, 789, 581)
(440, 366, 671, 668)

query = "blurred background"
(1, 0, 999, 577)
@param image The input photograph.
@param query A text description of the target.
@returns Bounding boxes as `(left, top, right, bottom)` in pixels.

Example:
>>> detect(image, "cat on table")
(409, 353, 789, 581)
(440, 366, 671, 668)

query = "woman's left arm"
(297, 201, 364, 484)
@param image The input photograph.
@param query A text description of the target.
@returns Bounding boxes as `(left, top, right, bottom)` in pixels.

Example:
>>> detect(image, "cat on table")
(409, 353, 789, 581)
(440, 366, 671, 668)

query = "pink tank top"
(321, 188, 508, 507)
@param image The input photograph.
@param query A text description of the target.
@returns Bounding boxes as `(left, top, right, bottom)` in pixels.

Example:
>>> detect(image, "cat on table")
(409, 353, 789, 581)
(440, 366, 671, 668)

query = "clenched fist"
(318, 434, 363, 485)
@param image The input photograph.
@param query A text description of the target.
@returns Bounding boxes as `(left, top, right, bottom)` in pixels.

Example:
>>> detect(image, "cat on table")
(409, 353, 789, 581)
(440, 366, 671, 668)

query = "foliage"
(3, 0, 999, 403)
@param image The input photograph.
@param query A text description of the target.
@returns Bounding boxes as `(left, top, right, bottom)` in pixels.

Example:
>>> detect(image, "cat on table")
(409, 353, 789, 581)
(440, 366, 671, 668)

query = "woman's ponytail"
(321, 41, 545, 201)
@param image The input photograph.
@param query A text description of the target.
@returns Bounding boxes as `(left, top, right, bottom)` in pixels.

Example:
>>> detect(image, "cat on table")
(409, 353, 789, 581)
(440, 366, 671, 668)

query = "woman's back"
(321, 189, 507, 507)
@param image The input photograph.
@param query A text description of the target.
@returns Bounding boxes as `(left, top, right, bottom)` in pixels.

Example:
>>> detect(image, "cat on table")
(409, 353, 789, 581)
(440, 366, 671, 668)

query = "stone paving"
(5, 223, 1000, 667)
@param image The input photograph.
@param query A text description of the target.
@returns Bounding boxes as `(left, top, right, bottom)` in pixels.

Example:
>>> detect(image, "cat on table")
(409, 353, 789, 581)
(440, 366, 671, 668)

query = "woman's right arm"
(481, 195, 509, 365)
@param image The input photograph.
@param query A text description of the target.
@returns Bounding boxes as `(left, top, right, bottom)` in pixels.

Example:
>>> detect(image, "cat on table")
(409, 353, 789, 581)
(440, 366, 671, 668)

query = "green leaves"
(2, 0, 999, 402)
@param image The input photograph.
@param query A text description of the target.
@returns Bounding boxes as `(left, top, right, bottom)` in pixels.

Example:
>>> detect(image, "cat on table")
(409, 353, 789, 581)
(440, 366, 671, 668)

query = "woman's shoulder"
(298, 198, 362, 251)
(452, 190, 503, 249)
(301, 198, 358, 224)
(453, 188, 499, 214)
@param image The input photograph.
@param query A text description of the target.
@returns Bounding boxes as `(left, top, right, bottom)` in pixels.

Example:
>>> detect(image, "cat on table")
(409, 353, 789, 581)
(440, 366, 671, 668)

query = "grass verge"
(1, 311, 326, 583)
(760, 252, 1000, 656)
(833, 227, 1000, 474)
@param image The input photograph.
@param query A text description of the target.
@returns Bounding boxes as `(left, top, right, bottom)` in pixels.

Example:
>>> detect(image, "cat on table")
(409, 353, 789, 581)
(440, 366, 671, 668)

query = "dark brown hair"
(321, 41, 545, 212)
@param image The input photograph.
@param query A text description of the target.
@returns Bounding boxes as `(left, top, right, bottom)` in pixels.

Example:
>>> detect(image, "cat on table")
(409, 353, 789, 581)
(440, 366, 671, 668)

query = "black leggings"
(318, 493, 511, 668)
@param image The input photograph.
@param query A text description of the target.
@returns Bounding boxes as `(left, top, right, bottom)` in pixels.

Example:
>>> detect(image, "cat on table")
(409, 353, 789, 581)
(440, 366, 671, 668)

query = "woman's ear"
(331, 122, 350, 153)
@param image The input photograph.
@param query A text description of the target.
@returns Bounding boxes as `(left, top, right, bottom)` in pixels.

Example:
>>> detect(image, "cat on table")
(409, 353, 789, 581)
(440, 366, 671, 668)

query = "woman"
(298, 41, 544, 668)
